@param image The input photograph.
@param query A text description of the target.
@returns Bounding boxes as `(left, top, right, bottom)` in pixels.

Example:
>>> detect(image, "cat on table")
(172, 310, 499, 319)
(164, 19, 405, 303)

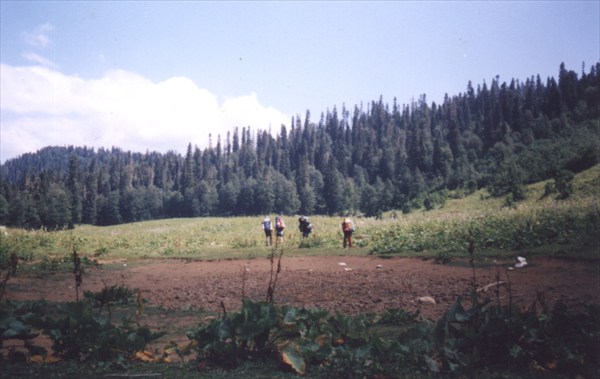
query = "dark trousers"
(343, 232, 353, 248)
(264, 230, 272, 245)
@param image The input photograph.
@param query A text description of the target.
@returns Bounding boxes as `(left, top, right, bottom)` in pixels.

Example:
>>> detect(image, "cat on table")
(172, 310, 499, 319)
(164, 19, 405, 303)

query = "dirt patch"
(6, 255, 599, 321)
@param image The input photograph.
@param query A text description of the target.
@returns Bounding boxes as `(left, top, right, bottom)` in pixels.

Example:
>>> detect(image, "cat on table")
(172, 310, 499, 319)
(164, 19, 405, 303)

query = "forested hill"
(1, 62, 599, 229)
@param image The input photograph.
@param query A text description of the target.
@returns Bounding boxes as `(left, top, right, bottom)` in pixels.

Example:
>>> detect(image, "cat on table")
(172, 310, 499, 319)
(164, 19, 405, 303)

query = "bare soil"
(6, 255, 599, 321)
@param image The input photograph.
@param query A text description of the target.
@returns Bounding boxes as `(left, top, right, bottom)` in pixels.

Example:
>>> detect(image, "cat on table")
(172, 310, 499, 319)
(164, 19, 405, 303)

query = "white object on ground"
(515, 256, 528, 268)
(417, 296, 436, 304)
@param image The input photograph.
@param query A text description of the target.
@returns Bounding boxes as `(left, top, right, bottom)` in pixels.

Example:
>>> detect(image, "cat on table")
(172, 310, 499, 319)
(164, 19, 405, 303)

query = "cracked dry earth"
(7, 255, 599, 321)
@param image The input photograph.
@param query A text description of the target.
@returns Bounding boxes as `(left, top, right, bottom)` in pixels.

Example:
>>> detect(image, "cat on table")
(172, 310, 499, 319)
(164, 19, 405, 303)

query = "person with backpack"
(298, 216, 313, 238)
(341, 218, 354, 248)
(275, 216, 286, 246)
(262, 217, 273, 246)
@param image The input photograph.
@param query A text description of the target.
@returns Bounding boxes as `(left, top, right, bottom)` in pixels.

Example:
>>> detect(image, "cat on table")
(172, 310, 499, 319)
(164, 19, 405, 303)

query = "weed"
(434, 251, 452, 265)
(1, 284, 163, 364)
(298, 235, 327, 248)
(84, 283, 137, 323)
(94, 246, 109, 257)
(230, 239, 258, 249)
(433, 293, 600, 375)
(266, 245, 284, 304)
(0, 244, 18, 303)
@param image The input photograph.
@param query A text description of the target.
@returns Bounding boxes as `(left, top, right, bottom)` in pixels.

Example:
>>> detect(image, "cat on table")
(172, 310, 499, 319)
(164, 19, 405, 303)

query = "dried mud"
(6, 255, 599, 321)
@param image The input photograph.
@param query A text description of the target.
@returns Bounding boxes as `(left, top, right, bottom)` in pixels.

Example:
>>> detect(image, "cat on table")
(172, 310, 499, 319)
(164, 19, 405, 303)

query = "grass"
(1, 216, 381, 262)
(1, 165, 598, 263)
(371, 165, 600, 259)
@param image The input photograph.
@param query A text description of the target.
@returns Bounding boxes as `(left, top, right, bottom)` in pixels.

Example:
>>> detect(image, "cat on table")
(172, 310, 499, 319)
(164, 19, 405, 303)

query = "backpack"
(276, 217, 285, 229)
(299, 216, 309, 229)
(263, 220, 272, 231)
(343, 220, 353, 232)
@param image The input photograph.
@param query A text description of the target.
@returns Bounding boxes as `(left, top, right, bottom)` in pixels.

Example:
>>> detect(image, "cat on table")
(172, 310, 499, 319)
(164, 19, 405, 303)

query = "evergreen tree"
(67, 155, 82, 226)
(82, 159, 98, 225)
(360, 184, 378, 217)
(197, 180, 218, 216)
(0, 194, 8, 225)
(255, 169, 275, 215)
(96, 191, 122, 226)
(143, 185, 163, 219)
(45, 183, 72, 230)
(322, 159, 345, 215)
(219, 174, 241, 216)
(272, 171, 300, 215)
(237, 178, 258, 215)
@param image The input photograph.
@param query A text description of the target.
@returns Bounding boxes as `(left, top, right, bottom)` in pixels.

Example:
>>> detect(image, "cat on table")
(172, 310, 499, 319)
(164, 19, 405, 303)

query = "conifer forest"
(1, 62, 598, 229)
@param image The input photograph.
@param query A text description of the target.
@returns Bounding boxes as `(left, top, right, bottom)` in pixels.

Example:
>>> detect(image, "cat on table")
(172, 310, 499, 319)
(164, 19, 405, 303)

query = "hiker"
(275, 216, 286, 246)
(262, 217, 273, 246)
(341, 218, 354, 248)
(298, 216, 313, 238)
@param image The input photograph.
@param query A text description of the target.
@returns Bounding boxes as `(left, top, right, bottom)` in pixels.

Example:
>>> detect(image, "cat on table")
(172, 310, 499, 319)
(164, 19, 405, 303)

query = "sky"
(1, 1, 599, 164)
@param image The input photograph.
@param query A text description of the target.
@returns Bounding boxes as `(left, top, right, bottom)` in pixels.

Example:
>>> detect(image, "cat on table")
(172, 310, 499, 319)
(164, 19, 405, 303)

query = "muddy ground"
(6, 255, 599, 321)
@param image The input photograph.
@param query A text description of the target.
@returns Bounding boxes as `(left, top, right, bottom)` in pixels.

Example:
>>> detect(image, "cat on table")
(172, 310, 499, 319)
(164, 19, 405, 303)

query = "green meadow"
(1, 165, 598, 263)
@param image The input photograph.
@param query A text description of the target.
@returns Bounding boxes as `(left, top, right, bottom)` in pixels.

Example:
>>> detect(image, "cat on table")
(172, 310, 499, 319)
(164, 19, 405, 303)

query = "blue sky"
(1, 1, 598, 163)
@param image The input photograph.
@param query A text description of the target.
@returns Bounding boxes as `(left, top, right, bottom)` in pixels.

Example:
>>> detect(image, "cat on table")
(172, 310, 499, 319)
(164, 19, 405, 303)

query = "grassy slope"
(3, 164, 599, 261)
(377, 164, 599, 258)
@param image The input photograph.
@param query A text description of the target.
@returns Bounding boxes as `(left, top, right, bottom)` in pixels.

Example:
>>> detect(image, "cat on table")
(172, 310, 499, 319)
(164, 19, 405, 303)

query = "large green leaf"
(2, 320, 38, 340)
(281, 342, 306, 375)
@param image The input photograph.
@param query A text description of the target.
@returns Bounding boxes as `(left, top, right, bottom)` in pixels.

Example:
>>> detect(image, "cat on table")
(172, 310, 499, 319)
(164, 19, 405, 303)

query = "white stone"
(417, 296, 436, 304)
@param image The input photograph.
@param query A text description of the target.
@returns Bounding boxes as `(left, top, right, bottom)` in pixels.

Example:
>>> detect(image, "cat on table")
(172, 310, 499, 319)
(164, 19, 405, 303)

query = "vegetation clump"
(184, 296, 599, 378)
(370, 198, 599, 256)
(1, 292, 163, 364)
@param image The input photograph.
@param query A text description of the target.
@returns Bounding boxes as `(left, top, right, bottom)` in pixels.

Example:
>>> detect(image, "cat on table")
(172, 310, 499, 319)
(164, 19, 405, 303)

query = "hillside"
(1, 62, 599, 230)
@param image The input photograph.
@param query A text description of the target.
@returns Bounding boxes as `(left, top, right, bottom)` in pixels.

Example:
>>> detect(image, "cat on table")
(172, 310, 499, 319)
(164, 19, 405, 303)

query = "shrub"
(1, 287, 162, 363)
(434, 294, 600, 376)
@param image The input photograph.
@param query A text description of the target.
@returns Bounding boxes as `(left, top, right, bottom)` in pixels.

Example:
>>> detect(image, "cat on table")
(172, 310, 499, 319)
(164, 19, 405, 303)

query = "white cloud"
(21, 51, 58, 68)
(22, 23, 54, 49)
(222, 93, 289, 132)
(18, 24, 58, 72)
(0, 63, 290, 163)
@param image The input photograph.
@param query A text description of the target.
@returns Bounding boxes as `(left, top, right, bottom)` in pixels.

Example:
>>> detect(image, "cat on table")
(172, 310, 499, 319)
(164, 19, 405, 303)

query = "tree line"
(1, 62, 598, 229)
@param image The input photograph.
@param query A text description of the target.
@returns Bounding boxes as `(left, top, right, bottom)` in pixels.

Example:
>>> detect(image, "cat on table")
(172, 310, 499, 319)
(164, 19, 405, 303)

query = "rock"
(417, 296, 436, 304)
(376, 264, 383, 269)
(338, 262, 347, 266)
